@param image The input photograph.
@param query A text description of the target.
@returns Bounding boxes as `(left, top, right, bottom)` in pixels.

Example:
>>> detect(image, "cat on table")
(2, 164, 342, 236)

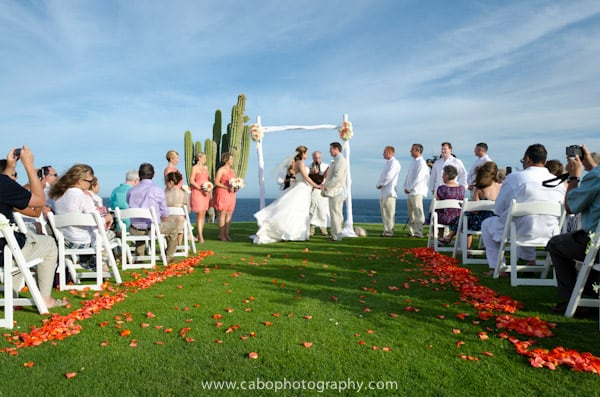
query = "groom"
(322, 142, 348, 241)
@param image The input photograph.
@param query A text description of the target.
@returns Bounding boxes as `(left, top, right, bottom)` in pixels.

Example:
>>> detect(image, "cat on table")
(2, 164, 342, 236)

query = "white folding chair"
(427, 198, 462, 253)
(183, 205, 196, 254)
(564, 223, 600, 320)
(13, 212, 48, 235)
(48, 212, 121, 291)
(493, 199, 565, 286)
(452, 199, 495, 264)
(0, 224, 49, 323)
(0, 246, 14, 328)
(114, 207, 167, 269)
(168, 206, 189, 257)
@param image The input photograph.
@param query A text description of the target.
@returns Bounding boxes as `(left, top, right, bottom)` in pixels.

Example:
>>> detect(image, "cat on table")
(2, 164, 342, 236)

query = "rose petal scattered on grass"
(65, 372, 77, 379)
(302, 342, 313, 348)
(248, 352, 259, 359)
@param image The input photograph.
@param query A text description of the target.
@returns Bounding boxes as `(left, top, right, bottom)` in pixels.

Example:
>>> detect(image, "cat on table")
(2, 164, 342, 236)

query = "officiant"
(308, 151, 330, 236)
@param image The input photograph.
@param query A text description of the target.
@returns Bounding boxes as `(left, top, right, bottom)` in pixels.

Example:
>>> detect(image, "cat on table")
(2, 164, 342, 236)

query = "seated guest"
(165, 171, 189, 245)
(435, 165, 465, 245)
(50, 164, 114, 270)
(37, 165, 59, 212)
(127, 163, 178, 264)
(0, 146, 66, 309)
(547, 145, 600, 314)
(481, 144, 565, 275)
(110, 170, 139, 234)
(466, 162, 501, 247)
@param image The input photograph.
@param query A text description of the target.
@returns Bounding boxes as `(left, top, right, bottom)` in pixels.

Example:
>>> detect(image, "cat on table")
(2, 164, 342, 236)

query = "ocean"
(228, 198, 432, 223)
(103, 197, 432, 224)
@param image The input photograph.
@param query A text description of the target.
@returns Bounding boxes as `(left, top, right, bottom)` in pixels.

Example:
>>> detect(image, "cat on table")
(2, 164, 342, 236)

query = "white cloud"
(1, 0, 599, 201)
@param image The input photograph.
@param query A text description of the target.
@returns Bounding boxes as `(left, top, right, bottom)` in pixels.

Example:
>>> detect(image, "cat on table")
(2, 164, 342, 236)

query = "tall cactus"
(205, 138, 217, 181)
(237, 122, 250, 179)
(226, 94, 247, 178)
(183, 94, 251, 186)
(212, 110, 222, 168)
(184, 130, 193, 185)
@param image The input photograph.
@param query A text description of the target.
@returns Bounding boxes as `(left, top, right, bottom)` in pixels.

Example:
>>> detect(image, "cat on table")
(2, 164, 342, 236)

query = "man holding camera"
(480, 143, 565, 274)
(546, 144, 600, 315)
(0, 146, 66, 309)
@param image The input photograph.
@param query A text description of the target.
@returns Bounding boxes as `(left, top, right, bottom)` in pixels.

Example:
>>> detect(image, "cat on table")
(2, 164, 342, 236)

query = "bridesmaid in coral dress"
(164, 150, 183, 188)
(189, 152, 211, 243)
(212, 152, 238, 241)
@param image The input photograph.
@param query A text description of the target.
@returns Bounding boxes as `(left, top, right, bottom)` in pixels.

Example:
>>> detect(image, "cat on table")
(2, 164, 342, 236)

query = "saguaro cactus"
(184, 130, 193, 185)
(183, 94, 251, 185)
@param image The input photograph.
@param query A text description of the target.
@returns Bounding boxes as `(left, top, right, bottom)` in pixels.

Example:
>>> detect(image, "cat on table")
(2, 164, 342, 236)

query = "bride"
(252, 145, 323, 244)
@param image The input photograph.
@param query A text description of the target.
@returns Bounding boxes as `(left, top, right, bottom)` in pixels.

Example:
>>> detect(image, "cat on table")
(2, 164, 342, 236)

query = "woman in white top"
(49, 164, 113, 249)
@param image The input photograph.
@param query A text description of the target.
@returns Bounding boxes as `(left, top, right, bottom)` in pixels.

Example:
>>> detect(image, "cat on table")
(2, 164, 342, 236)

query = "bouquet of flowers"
(201, 181, 214, 192)
(229, 177, 245, 190)
(250, 124, 264, 142)
(338, 121, 353, 141)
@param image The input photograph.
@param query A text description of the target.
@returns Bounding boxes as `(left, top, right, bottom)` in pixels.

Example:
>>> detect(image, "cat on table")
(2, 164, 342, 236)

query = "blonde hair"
(194, 152, 206, 165)
(166, 150, 179, 162)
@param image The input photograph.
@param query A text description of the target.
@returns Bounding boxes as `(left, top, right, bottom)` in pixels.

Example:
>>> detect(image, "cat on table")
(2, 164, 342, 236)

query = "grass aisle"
(1, 223, 600, 396)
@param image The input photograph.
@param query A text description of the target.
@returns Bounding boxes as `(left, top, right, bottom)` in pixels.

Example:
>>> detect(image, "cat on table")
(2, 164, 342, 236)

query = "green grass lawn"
(2, 222, 600, 396)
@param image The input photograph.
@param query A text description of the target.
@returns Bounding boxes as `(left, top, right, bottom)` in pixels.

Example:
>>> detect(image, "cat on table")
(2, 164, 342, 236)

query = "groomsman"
(403, 144, 430, 238)
(322, 142, 348, 241)
(376, 146, 401, 237)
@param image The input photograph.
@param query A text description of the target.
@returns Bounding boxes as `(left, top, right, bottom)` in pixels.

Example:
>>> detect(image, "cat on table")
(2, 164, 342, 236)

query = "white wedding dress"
(252, 167, 313, 244)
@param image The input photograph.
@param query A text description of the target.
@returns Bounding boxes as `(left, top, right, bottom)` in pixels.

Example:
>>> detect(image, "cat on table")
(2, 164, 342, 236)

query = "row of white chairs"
(429, 197, 600, 323)
(1, 205, 197, 328)
(430, 198, 565, 287)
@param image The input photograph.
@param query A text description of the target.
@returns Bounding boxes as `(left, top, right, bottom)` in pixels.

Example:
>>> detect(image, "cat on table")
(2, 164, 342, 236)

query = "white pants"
(380, 196, 396, 234)
(481, 216, 536, 269)
(16, 233, 58, 297)
(407, 194, 425, 237)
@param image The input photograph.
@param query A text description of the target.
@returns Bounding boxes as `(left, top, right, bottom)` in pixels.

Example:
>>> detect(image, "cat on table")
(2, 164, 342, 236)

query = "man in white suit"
(322, 142, 348, 241)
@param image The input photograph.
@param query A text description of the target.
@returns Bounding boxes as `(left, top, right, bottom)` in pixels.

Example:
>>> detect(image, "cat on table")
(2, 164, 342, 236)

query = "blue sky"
(2, 0, 599, 199)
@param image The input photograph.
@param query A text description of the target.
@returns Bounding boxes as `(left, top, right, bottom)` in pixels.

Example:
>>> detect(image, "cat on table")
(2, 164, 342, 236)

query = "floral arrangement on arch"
(229, 177, 245, 190)
(338, 121, 353, 141)
(201, 181, 214, 193)
(250, 124, 264, 142)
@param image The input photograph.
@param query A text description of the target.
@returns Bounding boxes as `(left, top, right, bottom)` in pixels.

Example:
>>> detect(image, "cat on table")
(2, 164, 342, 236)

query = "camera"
(506, 166, 512, 175)
(566, 145, 583, 158)
(13, 148, 21, 160)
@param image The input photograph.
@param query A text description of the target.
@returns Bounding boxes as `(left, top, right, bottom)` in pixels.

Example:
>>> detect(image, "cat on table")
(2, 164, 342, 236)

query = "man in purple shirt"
(126, 163, 178, 264)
